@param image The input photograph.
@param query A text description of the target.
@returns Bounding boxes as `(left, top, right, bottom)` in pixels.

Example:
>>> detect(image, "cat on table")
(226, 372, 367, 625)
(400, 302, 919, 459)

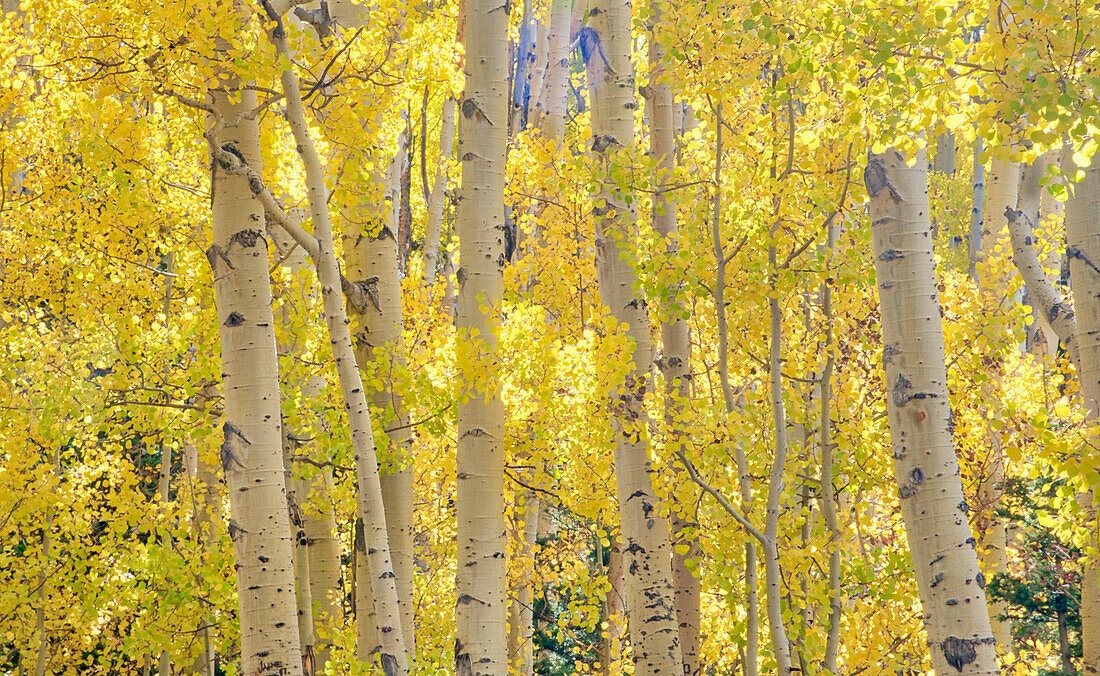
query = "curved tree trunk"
(454, 0, 510, 671)
(580, 1, 683, 672)
(866, 147, 998, 675)
(710, 103, 759, 676)
(254, 7, 411, 671)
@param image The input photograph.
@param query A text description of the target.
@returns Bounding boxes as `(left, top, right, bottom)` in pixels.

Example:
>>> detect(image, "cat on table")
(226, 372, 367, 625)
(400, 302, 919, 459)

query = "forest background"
(0, 0, 1097, 674)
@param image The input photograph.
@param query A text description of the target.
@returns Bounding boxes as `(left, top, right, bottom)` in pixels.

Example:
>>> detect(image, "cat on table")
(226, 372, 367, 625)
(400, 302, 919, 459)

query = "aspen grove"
(1, 0, 1099, 674)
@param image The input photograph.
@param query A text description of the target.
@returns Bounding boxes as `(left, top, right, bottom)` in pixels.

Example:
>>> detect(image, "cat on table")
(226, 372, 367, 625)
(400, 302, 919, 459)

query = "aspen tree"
(272, 224, 321, 674)
(454, 0, 509, 671)
(243, 4, 411, 670)
(1065, 159, 1100, 675)
(310, 2, 418, 653)
(935, 133, 956, 175)
(710, 103, 758, 676)
(504, 4, 570, 667)
(819, 221, 841, 674)
(183, 439, 220, 676)
(208, 85, 303, 676)
(580, 0, 683, 672)
(344, 129, 417, 659)
(1007, 154, 1099, 674)
(646, 6, 698, 671)
(533, 0, 570, 143)
(865, 147, 998, 674)
(975, 155, 1020, 649)
(422, 97, 455, 286)
(181, 384, 221, 676)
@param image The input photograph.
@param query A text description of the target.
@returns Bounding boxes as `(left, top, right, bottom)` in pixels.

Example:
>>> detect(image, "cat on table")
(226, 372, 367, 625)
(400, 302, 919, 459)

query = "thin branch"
(677, 450, 770, 546)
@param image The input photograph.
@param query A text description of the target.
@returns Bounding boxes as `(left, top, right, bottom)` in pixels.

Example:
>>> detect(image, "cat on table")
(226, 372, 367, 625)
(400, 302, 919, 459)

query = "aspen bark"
(507, 497, 539, 676)
(510, 0, 534, 134)
(647, 9, 699, 672)
(865, 148, 997, 674)
(764, 240, 794, 676)
(934, 133, 956, 175)
(580, 1, 683, 672)
(422, 97, 455, 286)
(1017, 153, 1066, 358)
(820, 223, 841, 675)
(454, 0, 509, 671)
(302, 465, 342, 673)
(968, 138, 985, 281)
(273, 232, 319, 675)
(1065, 159, 1100, 675)
(259, 7, 410, 671)
(977, 156, 1020, 650)
(183, 437, 219, 676)
(533, 0, 570, 143)
(208, 87, 303, 676)
(343, 127, 417, 662)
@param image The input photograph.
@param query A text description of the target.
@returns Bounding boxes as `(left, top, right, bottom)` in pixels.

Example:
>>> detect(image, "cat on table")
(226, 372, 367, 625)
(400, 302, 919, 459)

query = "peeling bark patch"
(224, 311, 245, 327)
(381, 654, 399, 676)
(206, 244, 233, 270)
(1050, 302, 1073, 323)
(941, 636, 978, 672)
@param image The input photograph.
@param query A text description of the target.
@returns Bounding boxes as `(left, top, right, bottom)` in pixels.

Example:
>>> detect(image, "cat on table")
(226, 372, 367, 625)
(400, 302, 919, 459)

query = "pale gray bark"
(866, 147, 997, 674)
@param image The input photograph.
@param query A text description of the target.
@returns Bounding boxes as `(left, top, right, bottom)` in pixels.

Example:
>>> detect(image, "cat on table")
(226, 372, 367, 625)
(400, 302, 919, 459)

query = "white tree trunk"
(423, 97, 456, 286)
(257, 8, 410, 671)
(580, 1, 683, 672)
(866, 147, 997, 674)
(1065, 158, 1100, 675)
(209, 86, 303, 676)
(454, 0, 510, 671)
(344, 131, 417, 661)
(646, 10, 699, 673)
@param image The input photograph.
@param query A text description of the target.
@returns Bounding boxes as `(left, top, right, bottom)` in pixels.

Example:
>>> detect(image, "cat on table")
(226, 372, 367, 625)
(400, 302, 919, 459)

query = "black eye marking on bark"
(941, 636, 978, 672)
(461, 98, 495, 126)
(220, 422, 249, 473)
(224, 311, 245, 327)
(864, 155, 902, 203)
